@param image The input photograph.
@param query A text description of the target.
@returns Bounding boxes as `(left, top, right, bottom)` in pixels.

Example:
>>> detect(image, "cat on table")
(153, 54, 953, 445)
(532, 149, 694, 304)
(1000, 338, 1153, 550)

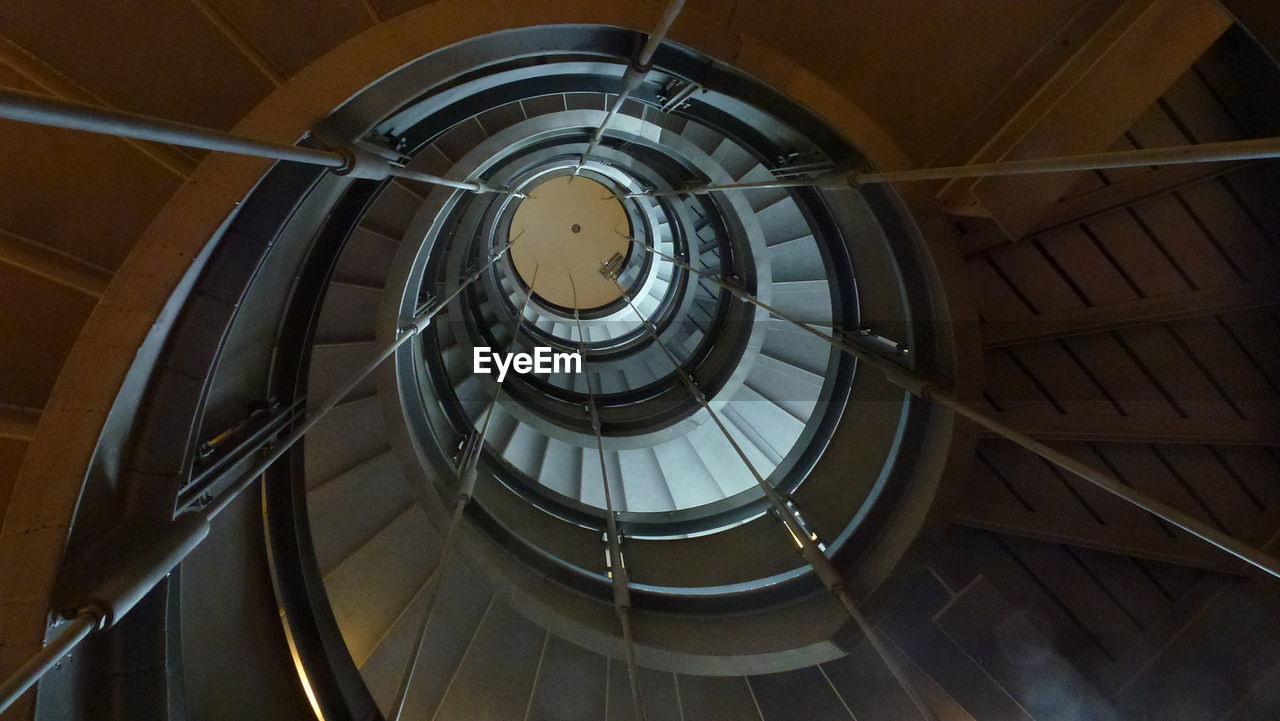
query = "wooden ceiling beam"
(936, 0, 1231, 237)
(978, 411, 1280, 446)
(953, 501, 1245, 574)
(0, 227, 112, 298)
(959, 160, 1254, 256)
(0, 405, 39, 442)
(0, 34, 197, 179)
(982, 280, 1280, 347)
(187, 0, 285, 88)
(1218, 0, 1280, 67)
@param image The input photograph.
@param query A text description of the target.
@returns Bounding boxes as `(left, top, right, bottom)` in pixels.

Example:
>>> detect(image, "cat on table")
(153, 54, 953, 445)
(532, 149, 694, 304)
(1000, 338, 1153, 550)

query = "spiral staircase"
(2, 2, 1280, 721)
(282, 43, 930, 718)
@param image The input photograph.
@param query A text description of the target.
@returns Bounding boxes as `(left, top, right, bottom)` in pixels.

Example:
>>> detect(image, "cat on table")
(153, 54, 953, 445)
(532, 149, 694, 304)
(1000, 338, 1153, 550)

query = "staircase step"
(579, 448, 625, 510)
(829, 569, 1038, 721)
(711, 138, 757, 180)
(770, 280, 832, 325)
(679, 121, 723, 155)
(616, 447, 677, 512)
(333, 226, 399, 288)
(362, 180, 421, 240)
(431, 600, 547, 721)
(502, 421, 547, 477)
(304, 396, 389, 487)
(433, 117, 489, 164)
(536, 437, 583, 499)
(725, 385, 804, 461)
(767, 235, 826, 282)
(475, 100, 526, 136)
(315, 282, 380, 345)
(307, 450, 409, 574)
(526, 635, 608, 721)
(737, 165, 790, 211)
(760, 320, 832, 377)
(747, 354, 823, 422)
(308, 341, 379, 404)
(387, 559, 495, 720)
(748, 666, 857, 721)
(686, 420, 762, 497)
(756, 197, 808, 245)
(325, 504, 437, 665)
(933, 575, 1124, 721)
(605, 665, 683, 721)
(652, 437, 723, 508)
(677, 674, 762, 721)
(359, 574, 434, 711)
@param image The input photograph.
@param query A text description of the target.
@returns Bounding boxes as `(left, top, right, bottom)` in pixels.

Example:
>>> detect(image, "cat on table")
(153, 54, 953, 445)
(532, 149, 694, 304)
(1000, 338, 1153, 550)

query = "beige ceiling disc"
(509, 175, 632, 309)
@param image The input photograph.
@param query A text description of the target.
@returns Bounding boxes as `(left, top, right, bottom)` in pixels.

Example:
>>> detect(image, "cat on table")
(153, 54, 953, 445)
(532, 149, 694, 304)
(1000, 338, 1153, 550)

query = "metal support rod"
(928, 396, 1280, 579)
(570, 278, 647, 721)
(615, 134, 1280, 198)
(458, 264, 540, 503)
(607, 278, 940, 721)
(571, 0, 686, 177)
(386, 497, 464, 721)
(388, 267, 539, 721)
(0, 614, 96, 712)
(626, 239, 1280, 580)
(203, 232, 524, 520)
(616, 176, 835, 199)
(0, 510, 209, 714)
(0, 88, 511, 194)
(0, 236, 528, 715)
(633, 0, 687, 69)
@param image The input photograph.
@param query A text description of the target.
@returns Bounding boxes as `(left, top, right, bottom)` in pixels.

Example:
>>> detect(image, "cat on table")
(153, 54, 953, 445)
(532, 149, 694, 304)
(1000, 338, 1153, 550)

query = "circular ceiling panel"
(509, 175, 631, 309)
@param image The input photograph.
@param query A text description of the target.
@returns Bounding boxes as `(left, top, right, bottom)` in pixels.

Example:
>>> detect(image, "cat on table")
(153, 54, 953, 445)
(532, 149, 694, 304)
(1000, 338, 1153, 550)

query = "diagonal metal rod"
(616, 176, 836, 199)
(625, 239, 1280, 580)
(613, 134, 1280, 198)
(607, 275, 940, 721)
(388, 266, 539, 721)
(0, 87, 522, 195)
(570, 276, 647, 721)
(0, 235, 529, 716)
(571, 0, 686, 177)
(0, 615, 96, 712)
(204, 230, 525, 520)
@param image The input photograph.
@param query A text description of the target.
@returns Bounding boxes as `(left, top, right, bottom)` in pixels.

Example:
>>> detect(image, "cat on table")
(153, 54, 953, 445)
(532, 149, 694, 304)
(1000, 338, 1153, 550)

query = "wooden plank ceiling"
(930, 18, 1280, 720)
